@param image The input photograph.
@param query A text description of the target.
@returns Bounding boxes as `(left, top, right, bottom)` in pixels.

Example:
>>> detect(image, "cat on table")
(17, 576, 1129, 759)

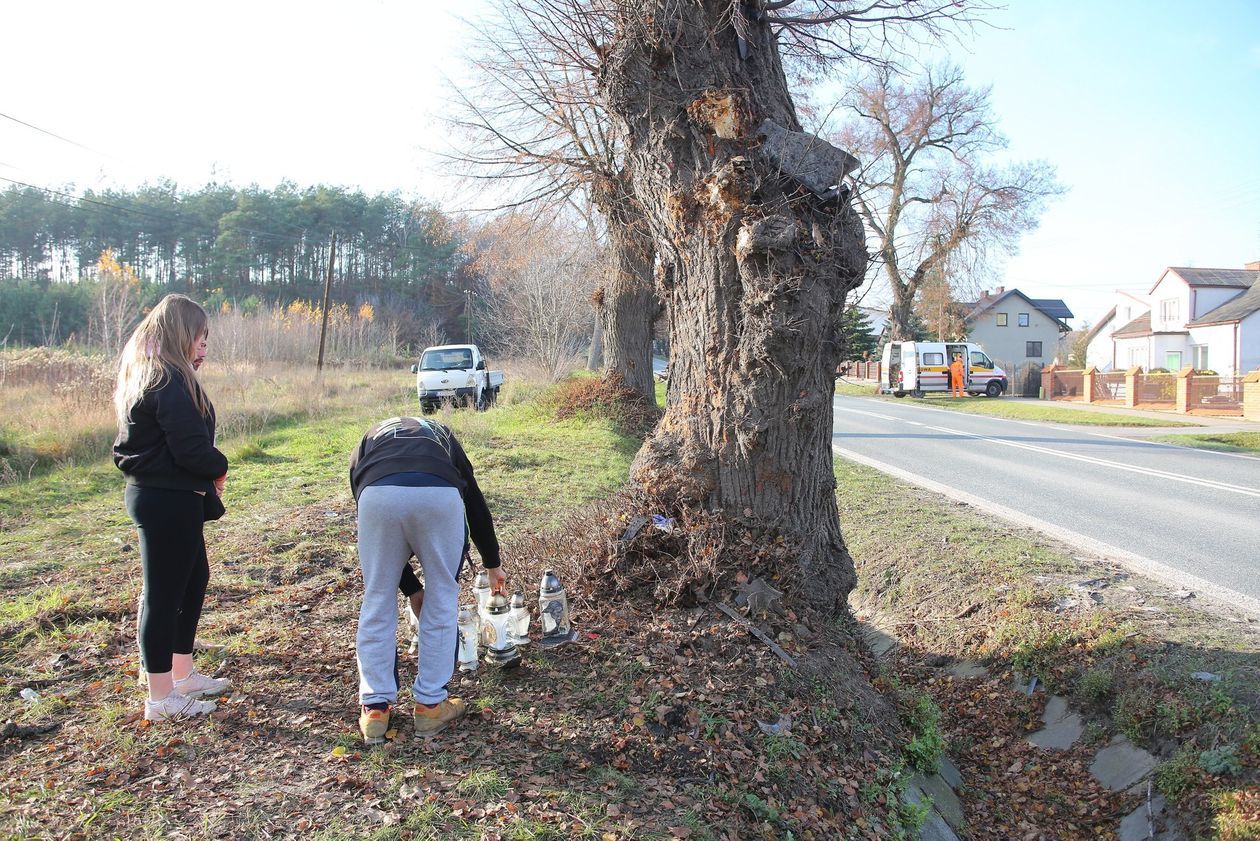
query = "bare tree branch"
(835, 63, 1063, 339)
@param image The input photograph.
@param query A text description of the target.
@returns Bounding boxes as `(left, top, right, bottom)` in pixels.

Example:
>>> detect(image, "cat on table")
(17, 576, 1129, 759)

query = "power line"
(0, 111, 114, 158)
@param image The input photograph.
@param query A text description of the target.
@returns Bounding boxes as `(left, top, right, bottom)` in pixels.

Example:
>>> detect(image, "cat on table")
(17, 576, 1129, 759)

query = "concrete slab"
(1029, 712, 1084, 749)
(1027, 694, 1085, 749)
(861, 625, 899, 659)
(1119, 794, 1165, 841)
(912, 773, 966, 832)
(947, 661, 988, 679)
(903, 783, 962, 841)
(1091, 737, 1158, 792)
(938, 755, 964, 790)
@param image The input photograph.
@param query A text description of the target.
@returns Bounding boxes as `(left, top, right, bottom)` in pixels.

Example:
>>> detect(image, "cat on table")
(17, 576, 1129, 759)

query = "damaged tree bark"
(601, 1, 867, 608)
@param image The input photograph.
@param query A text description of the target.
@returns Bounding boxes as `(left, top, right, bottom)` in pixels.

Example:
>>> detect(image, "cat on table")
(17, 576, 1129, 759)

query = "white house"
(858, 305, 889, 344)
(1083, 290, 1149, 371)
(963, 287, 1074, 369)
(1089, 263, 1260, 375)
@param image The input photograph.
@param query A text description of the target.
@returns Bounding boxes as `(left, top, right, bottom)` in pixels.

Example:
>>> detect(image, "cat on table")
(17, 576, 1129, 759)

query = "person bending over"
(349, 416, 505, 743)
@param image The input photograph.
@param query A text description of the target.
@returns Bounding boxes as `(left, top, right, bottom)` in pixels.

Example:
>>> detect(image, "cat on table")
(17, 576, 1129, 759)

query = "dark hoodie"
(113, 366, 228, 493)
(349, 416, 500, 568)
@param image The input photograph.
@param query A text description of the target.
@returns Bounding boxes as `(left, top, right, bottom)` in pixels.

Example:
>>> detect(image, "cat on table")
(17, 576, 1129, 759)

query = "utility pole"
(465, 289, 473, 344)
(317, 232, 337, 371)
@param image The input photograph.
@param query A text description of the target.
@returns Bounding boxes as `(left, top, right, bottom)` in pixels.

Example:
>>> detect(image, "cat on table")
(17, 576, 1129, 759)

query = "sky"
(3, 0, 1258, 328)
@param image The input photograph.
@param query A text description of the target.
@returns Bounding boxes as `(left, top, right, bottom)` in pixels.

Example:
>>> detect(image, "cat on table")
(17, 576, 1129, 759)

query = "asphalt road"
(831, 394, 1260, 612)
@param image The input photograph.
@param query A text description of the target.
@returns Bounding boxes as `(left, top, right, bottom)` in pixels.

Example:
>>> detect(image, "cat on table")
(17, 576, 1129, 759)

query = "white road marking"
(841, 397, 1260, 465)
(834, 406, 901, 421)
(918, 423, 1260, 498)
(1082, 429, 1260, 462)
(832, 445, 1260, 617)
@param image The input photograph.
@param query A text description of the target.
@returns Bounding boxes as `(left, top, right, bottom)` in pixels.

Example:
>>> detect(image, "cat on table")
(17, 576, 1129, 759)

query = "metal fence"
(993, 360, 1043, 397)
(1133, 372, 1176, 406)
(1092, 371, 1126, 403)
(837, 360, 881, 381)
(1187, 375, 1244, 413)
(1050, 368, 1084, 400)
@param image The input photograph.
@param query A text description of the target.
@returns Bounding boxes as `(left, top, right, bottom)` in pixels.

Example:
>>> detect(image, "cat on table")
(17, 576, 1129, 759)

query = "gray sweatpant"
(356, 485, 465, 706)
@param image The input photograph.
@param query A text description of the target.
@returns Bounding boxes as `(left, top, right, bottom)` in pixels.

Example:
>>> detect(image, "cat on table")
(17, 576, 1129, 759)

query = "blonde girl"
(112, 294, 230, 721)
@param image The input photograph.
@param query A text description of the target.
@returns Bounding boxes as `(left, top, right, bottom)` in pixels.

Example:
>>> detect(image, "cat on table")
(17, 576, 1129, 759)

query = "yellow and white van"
(880, 341, 1008, 398)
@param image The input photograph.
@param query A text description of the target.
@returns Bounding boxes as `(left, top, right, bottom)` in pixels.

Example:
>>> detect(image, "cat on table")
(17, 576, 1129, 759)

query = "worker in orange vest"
(949, 353, 966, 398)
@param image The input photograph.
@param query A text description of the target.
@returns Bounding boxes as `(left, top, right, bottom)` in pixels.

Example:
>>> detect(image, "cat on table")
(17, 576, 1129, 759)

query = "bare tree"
(476, 214, 600, 381)
(837, 64, 1062, 340)
(92, 249, 141, 358)
(598, 1, 982, 609)
(914, 266, 967, 340)
(446, 0, 659, 401)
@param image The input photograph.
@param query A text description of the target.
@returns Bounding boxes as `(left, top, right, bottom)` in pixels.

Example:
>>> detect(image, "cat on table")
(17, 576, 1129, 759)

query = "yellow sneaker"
(359, 706, 390, 745)
(413, 697, 467, 736)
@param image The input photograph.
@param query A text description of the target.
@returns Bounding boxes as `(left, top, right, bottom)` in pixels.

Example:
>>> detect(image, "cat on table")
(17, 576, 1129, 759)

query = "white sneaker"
(173, 669, 231, 699)
(144, 691, 216, 721)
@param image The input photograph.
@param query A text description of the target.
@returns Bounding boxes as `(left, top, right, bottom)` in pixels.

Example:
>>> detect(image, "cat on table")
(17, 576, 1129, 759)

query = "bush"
(1078, 668, 1114, 700)
(897, 688, 945, 774)
(552, 372, 661, 437)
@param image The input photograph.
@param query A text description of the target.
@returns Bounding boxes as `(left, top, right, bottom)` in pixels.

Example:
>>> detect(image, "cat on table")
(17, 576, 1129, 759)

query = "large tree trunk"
(889, 294, 917, 341)
(593, 174, 658, 404)
(602, 1, 867, 608)
(587, 311, 604, 370)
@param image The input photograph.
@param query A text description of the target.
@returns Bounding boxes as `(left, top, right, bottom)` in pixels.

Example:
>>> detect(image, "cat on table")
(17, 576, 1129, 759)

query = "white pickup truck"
(410, 343, 504, 412)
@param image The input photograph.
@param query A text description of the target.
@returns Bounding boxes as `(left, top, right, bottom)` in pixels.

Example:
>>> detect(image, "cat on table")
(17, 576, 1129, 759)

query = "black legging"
(126, 485, 209, 674)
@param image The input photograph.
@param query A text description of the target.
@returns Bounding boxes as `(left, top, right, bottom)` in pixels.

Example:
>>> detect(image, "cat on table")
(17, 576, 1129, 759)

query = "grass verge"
(836, 455, 1259, 838)
(1149, 431, 1260, 455)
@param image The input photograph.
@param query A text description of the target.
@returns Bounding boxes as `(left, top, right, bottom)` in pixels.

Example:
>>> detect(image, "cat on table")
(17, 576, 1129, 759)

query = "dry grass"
(0, 345, 564, 485)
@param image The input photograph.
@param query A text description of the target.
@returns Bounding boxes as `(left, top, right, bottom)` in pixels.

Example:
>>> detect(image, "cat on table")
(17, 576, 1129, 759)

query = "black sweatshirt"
(349, 417, 501, 568)
(113, 366, 228, 492)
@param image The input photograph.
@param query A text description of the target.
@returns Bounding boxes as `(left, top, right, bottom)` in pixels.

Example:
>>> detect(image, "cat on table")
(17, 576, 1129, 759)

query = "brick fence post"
(1040, 363, 1056, 399)
(1176, 366, 1194, 414)
(1125, 366, 1141, 408)
(1082, 366, 1096, 404)
(1244, 369, 1260, 421)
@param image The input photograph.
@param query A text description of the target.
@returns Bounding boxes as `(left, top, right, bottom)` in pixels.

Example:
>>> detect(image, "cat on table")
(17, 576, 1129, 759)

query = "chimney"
(995, 285, 1005, 295)
(1246, 260, 1260, 271)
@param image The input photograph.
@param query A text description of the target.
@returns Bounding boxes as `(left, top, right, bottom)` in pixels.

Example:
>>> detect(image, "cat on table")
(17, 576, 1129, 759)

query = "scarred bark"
(601, 1, 867, 607)
(592, 173, 658, 404)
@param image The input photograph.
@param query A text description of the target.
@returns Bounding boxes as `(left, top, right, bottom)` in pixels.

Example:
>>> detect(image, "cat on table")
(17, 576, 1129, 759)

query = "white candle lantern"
(480, 593, 522, 668)
(456, 605, 479, 672)
(508, 589, 531, 646)
(537, 569, 577, 648)
(472, 570, 492, 616)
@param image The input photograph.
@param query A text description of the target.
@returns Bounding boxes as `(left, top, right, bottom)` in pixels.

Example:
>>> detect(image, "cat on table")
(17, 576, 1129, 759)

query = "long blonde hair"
(114, 294, 211, 427)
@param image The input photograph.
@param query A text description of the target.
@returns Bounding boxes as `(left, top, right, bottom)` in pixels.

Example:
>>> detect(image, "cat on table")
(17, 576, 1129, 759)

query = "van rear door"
(887, 343, 902, 392)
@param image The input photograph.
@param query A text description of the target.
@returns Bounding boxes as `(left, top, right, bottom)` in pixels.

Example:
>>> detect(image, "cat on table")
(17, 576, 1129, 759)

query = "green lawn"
(1148, 430, 1260, 454)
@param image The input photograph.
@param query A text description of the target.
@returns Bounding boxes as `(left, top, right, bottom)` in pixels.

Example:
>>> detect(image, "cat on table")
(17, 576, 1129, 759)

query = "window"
(996, 313, 1008, 327)
(419, 348, 473, 370)
(1165, 351, 1182, 370)
(1018, 312, 1030, 327)
(922, 352, 945, 366)
(1192, 345, 1209, 370)
(970, 351, 993, 369)
(1025, 341, 1043, 358)
(1129, 348, 1144, 369)
(1160, 298, 1180, 324)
